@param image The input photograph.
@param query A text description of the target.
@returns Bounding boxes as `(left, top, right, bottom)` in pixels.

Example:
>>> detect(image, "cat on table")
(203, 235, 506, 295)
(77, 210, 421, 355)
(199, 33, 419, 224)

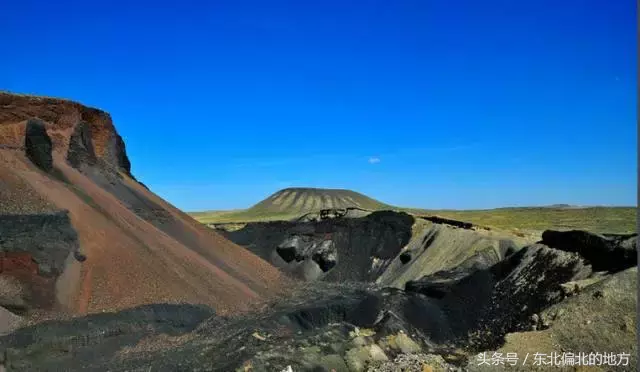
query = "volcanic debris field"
(0, 93, 637, 372)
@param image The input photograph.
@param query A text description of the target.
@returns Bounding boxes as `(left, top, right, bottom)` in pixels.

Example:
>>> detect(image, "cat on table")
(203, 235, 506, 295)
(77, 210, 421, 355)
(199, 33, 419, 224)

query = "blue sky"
(3, 0, 636, 210)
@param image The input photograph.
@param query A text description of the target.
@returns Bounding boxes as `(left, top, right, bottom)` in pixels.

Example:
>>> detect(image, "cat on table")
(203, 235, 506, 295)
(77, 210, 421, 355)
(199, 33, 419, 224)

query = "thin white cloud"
(368, 157, 381, 164)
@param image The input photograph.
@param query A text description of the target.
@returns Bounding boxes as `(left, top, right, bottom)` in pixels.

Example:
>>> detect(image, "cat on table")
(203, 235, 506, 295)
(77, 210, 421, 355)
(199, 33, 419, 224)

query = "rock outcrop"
(0, 211, 80, 277)
(219, 211, 415, 281)
(0, 93, 133, 177)
(24, 119, 52, 172)
(405, 243, 591, 348)
(540, 229, 637, 272)
(0, 211, 80, 313)
(0, 92, 285, 316)
(219, 212, 522, 288)
(66, 121, 98, 169)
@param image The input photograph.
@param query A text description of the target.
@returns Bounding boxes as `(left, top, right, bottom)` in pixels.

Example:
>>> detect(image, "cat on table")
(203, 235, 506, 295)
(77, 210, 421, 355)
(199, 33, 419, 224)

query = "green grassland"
(191, 209, 304, 224)
(407, 206, 637, 234)
(191, 206, 636, 234)
(194, 188, 390, 223)
(190, 187, 636, 234)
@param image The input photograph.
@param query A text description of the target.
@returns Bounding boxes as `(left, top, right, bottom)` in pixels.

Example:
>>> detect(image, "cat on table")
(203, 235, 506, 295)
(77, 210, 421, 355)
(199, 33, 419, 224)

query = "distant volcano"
(247, 187, 390, 216)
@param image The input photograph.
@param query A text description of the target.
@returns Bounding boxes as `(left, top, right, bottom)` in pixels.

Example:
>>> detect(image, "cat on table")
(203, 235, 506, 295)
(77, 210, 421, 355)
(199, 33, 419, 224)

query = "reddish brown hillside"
(0, 92, 286, 315)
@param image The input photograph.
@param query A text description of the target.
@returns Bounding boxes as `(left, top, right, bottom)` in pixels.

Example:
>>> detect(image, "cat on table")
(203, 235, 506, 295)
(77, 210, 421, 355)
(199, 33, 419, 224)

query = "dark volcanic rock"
(0, 211, 80, 277)
(407, 243, 591, 348)
(420, 216, 473, 229)
(468, 244, 591, 346)
(541, 229, 637, 272)
(404, 242, 515, 298)
(1, 303, 214, 371)
(0, 250, 633, 372)
(221, 211, 414, 282)
(0, 283, 446, 371)
(0, 211, 81, 311)
(399, 251, 411, 264)
(105, 132, 132, 177)
(24, 119, 53, 172)
(66, 122, 98, 169)
(405, 265, 470, 299)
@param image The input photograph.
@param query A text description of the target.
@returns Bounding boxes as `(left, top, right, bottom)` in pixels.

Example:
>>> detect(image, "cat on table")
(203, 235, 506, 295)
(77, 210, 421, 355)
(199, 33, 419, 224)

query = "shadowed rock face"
(218, 211, 519, 289)
(66, 122, 98, 169)
(540, 230, 637, 272)
(404, 244, 591, 348)
(404, 242, 516, 299)
(220, 211, 415, 282)
(24, 119, 52, 172)
(420, 215, 474, 229)
(110, 133, 131, 175)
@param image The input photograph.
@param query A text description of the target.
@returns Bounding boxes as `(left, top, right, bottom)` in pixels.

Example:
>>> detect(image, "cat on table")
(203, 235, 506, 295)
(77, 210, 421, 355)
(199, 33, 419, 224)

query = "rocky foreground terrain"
(1, 222, 636, 371)
(0, 93, 637, 371)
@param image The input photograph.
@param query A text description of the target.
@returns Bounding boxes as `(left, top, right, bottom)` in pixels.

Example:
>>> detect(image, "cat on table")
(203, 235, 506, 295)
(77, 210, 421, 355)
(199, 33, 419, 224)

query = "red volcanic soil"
(0, 253, 38, 275)
(0, 93, 287, 315)
(0, 93, 116, 160)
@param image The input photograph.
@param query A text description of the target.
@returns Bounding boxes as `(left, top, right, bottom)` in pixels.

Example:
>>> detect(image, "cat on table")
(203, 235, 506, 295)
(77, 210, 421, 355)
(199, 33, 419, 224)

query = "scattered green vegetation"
(191, 206, 636, 234)
(404, 206, 637, 234)
(191, 210, 303, 224)
(189, 187, 636, 234)
(192, 188, 390, 223)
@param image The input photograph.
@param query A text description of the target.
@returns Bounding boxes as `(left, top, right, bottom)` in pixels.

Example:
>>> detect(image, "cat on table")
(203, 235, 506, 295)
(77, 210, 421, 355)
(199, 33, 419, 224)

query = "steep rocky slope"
(216, 211, 523, 288)
(0, 93, 285, 319)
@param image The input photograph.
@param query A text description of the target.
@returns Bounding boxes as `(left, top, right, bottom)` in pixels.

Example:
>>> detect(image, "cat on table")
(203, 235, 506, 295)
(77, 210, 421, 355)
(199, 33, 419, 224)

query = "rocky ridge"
(0, 92, 285, 320)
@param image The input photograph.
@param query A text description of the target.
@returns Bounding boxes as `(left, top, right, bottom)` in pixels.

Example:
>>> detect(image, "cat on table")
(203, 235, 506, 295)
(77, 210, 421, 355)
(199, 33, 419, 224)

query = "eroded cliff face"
(217, 211, 415, 282)
(0, 93, 132, 177)
(0, 92, 285, 318)
(216, 211, 519, 287)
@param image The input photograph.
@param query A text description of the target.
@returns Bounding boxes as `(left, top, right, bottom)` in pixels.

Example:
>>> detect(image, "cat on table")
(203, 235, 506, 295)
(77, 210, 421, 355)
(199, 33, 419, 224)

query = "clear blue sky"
(3, 0, 636, 210)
